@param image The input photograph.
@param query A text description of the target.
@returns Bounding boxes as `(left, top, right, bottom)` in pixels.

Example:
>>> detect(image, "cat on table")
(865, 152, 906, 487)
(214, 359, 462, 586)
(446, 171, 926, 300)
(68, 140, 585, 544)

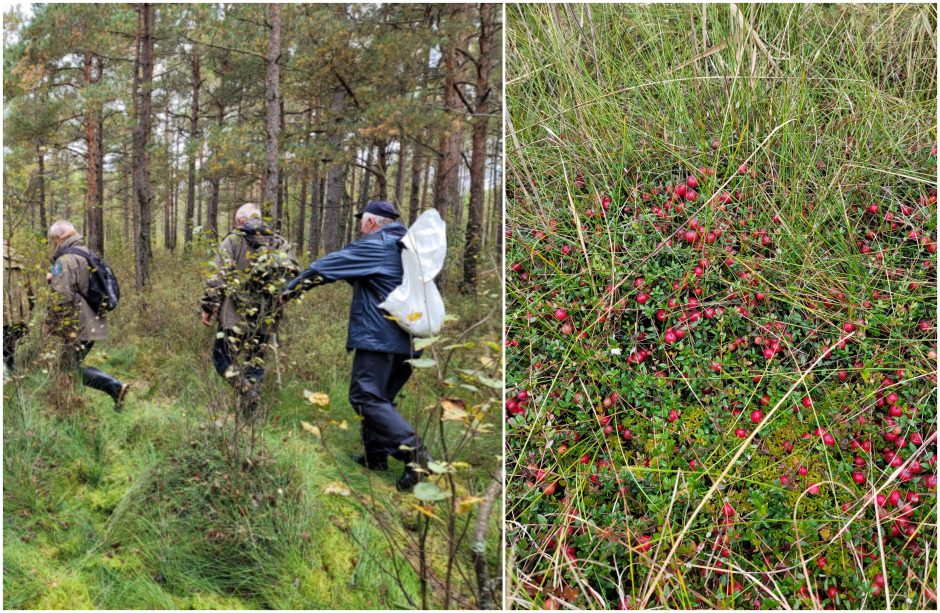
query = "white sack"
(380, 210, 447, 337)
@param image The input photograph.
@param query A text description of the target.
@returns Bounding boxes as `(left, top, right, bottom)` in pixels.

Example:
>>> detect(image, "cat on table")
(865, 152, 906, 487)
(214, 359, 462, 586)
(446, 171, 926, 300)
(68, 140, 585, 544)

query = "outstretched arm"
(281, 238, 385, 303)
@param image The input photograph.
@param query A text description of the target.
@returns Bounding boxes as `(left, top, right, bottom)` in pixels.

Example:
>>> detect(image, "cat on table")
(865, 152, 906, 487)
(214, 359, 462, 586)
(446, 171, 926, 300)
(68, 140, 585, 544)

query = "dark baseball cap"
(355, 200, 400, 220)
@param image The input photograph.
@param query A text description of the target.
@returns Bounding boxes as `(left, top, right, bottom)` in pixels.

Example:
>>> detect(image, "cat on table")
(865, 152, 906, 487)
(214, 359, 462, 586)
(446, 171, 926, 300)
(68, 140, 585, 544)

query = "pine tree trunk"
(358, 146, 373, 207)
(296, 108, 312, 252)
(207, 101, 223, 238)
(376, 140, 388, 200)
(163, 109, 172, 250)
(322, 87, 348, 254)
(433, 9, 463, 230)
(132, 3, 155, 290)
(408, 141, 422, 224)
(37, 144, 47, 230)
(460, 2, 494, 294)
(308, 160, 321, 257)
(394, 139, 407, 207)
(96, 103, 104, 245)
(185, 46, 200, 244)
(262, 3, 281, 215)
(123, 153, 130, 242)
(83, 52, 104, 255)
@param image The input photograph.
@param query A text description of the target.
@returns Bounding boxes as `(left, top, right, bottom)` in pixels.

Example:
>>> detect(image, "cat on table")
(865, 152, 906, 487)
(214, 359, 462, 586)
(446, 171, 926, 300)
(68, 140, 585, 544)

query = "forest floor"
(3, 241, 503, 610)
(505, 3, 936, 610)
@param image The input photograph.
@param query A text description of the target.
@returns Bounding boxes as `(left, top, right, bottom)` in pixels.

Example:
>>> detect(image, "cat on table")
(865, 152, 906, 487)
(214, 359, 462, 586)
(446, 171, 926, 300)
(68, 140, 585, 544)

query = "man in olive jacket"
(200, 202, 298, 413)
(281, 200, 429, 491)
(46, 220, 129, 408)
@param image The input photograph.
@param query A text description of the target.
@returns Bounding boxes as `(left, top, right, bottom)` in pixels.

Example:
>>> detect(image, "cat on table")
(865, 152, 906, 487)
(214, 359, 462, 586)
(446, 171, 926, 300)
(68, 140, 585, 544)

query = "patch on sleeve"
(51, 261, 63, 277)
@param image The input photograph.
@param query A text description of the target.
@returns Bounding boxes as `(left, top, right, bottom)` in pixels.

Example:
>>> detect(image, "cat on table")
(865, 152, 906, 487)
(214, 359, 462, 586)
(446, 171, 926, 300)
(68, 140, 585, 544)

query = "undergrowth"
(3, 232, 503, 609)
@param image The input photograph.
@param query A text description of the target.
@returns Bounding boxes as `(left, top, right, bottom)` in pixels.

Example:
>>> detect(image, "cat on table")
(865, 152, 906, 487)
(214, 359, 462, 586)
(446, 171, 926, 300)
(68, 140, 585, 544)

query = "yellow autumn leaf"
(410, 504, 442, 522)
(407, 311, 424, 322)
(304, 391, 331, 407)
(456, 496, 485, 514)
(300, 421, 321, 438)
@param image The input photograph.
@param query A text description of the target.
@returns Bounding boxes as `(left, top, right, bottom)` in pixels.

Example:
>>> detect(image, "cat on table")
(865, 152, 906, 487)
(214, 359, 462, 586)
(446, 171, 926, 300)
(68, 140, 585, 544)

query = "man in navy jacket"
(281, 200, 429, 491)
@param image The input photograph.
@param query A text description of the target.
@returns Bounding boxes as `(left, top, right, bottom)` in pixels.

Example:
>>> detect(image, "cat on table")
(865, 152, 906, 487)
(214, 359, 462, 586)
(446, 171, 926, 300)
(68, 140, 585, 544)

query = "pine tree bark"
(358, 146, 373, 207)
(322, 87, 348, 253)
(37, 144, 47, 230)
(295, 108, 312, 252)
(433, 7, 464, 229)
(262, 3, 281, 216)
(132, 3, 155, 290)
(408, 140, 422, 224)
(376, 140, 388, 200)
(83, 52, 105, 255)
(394, 139, 407, 207)
(460, 2, 494, 294)
(207, 100, 223, 238)
(163, 108, 172, 250)
(184, 46, 200, 244)
(308, 160, 321, 257)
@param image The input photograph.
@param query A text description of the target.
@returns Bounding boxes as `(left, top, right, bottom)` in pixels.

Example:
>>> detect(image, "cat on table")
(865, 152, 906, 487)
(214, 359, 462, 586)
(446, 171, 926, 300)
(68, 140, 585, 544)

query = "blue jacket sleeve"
(284, 238, 385, 294)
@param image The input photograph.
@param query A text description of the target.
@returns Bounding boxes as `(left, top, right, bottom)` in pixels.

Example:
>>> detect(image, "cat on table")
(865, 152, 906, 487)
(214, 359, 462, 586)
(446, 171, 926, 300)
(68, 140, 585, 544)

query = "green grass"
(506, 3, 935, 610)
(4, 242, 503, 609)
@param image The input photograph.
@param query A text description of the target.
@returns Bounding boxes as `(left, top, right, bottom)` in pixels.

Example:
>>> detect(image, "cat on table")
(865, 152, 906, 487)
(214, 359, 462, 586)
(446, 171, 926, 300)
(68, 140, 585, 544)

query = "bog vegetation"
(4, 3, 502, 609)
(506, 3, 936, 609)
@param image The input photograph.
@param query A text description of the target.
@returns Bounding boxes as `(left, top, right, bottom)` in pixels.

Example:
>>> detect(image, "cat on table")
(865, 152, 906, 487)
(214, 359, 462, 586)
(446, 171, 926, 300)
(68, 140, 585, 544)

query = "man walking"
(3, 239, 35, 373)
(46, 221, 129, 408)
(200, 203, 298, 415)
(281, 200, 429, 491)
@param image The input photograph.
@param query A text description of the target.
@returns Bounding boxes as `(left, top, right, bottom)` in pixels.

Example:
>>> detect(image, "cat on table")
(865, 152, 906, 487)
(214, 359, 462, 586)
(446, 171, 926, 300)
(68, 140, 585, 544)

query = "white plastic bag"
(380, 210, 446, 337)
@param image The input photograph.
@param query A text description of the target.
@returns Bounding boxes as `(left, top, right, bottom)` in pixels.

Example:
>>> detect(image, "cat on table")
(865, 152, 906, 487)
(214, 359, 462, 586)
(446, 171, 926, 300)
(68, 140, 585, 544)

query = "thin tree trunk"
(197, 147, 203, 229)
(96, 100, 104, 245)
(207, 102, 223, 238)
(163, 108, 172, 250)
(169, 118, 180, 251)
(37, 144, 47, 230)
(394, 139, 407, 207)
(295, 108, 312, 251)
(185, 46, 200, 244)
(408, 140, 422, 224)
(83, 52, 104, 255)
(460, 2, 494, 294)
(358, 146, 373, 206)
(262, 3, 281, 215)
(308, 160, 321, 256)
(283, 172, 290, 238)
(376, 140, 388, 200)
(420, 153, 432, 212)
(433, 11, 462, 228)
(322, 87, 347, 253)
(132, 3, 155, 290)
(123, 154, 130, 242)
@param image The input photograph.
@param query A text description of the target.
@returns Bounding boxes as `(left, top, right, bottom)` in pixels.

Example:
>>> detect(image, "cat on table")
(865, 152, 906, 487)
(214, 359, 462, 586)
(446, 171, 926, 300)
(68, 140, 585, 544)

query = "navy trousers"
(212, 327, 267, 387)
(348, 349, 423, 463)
(64, 341, 123, 398)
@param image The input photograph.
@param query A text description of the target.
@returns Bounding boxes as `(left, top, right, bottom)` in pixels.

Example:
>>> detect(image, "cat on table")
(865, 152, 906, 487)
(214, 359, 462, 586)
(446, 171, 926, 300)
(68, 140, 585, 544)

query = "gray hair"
(235, 202, 262, 226)
(48, 219, 77, 241)
(362, 212, 394, 228)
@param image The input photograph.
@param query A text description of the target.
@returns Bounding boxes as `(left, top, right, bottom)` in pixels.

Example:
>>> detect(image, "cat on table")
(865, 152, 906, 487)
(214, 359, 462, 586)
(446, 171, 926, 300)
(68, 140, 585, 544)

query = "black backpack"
(59, 247, 121, 315)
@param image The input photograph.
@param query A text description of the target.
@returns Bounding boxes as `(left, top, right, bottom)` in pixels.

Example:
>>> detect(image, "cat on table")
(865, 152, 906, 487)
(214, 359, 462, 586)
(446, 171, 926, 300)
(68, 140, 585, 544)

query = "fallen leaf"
(300, 421, 321, 438)
(324, 482, 351, 496)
